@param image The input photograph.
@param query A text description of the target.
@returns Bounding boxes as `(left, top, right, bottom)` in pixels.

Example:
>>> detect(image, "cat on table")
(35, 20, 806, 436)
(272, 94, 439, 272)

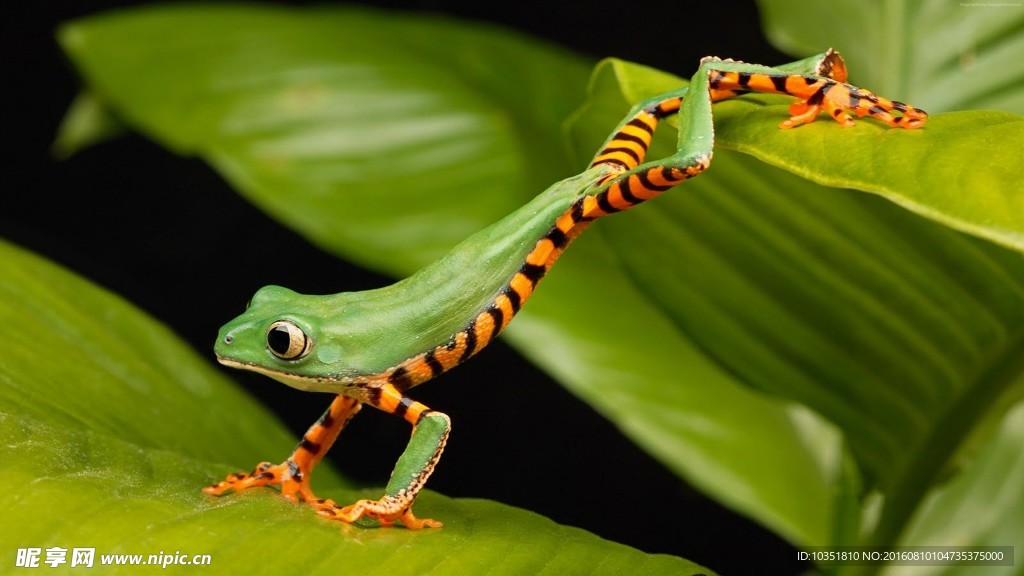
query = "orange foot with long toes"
(314, 496, 442, 529)
(204, 460, 319, 504)
(782, 84, 928, 129)
(704, 54, 929, 130)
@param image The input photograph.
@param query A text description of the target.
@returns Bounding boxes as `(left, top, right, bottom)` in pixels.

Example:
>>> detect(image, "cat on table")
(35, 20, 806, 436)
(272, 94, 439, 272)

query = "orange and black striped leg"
(585, 52, 856, 179)
(582, 156, 707, 219)
(314, 384, 449, 529)
(584, 97, 712, 218)
(204, 394, 361, 507)
(581, 108, 710, 218)
(590, 96, 681, 176)
(584, 84, 736, 199)
(703, 57, 928, 129)
(578, 50, 930, 219)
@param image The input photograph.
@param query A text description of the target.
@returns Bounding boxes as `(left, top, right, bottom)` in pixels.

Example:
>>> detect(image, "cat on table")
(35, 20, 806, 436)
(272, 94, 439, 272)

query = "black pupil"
(268, 325, 296, 356)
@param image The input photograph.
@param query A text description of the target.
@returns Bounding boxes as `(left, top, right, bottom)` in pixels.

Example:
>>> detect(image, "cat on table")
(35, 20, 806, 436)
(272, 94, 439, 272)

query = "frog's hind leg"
(204, 394, 361, 506)
(585, 51, 852, 187)
(581, 60, 767, 218)
(582, 93, 713, 219)
(702, 55, 928, 129)
(589, 95, 682, 175)
(583, 90, 698, 217)
(580, 50, 928, 220)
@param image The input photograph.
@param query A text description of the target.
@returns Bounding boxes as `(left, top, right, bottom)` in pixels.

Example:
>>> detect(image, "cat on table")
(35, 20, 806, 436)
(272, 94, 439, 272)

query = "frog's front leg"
(314, 383, 449, 529)
(204, 394, 361, 506)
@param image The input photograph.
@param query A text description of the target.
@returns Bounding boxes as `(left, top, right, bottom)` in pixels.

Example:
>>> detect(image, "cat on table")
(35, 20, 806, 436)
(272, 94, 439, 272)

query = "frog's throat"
(216, 356, 351, 393)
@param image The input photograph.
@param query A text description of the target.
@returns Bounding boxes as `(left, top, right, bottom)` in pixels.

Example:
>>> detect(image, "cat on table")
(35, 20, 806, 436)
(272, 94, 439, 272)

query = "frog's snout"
(214, 326, 238, 360)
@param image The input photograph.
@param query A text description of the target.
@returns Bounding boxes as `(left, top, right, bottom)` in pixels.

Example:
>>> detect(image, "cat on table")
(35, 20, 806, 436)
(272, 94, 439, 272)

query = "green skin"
(211, 52, 863, 524)
(214, 166, 609, 390)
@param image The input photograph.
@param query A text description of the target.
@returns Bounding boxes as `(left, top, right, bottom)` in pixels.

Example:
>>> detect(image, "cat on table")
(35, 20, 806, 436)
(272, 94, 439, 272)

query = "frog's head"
(214, 285, 349, 392)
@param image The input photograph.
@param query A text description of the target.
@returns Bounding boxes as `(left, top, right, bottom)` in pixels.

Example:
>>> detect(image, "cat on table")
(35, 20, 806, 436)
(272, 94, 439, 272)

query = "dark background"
(4, 1, 802, 574)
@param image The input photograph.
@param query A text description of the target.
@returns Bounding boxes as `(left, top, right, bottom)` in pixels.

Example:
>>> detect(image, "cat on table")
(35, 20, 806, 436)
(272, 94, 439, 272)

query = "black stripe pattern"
(459, 319, 478, 363)
(393, 395, 416, 419)
(485, 307, 503, 342)
(389, 366, 414, 392)
(519, 263, 547, 287)
(300, 437, 321, 455)
(423, 350, 444, 378)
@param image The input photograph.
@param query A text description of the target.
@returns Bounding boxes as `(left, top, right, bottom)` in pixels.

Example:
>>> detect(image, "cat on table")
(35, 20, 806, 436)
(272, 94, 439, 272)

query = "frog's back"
(324, 167, 610, 382)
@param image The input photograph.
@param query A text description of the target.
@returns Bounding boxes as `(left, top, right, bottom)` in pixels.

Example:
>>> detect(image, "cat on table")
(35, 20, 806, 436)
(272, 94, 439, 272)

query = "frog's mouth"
(215, 355, 349, 394)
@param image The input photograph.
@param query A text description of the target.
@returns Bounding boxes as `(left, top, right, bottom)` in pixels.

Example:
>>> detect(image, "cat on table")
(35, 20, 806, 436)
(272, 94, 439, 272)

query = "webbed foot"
(204, 460, 318, 504)
(782, 86, 928, 129)
(314, 497, 442, 529)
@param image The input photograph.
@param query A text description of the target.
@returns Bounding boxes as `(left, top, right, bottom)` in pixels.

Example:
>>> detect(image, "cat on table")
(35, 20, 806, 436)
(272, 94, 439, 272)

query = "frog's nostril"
(224, 335, 233, 344)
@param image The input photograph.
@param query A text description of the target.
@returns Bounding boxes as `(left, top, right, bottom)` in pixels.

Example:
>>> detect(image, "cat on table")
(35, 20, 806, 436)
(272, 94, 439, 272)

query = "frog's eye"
(267, 320, 312, 360)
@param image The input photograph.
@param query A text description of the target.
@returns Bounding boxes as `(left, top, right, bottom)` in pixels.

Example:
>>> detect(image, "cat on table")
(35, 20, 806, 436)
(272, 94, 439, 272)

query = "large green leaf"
(718, 101, 1023, 252)
(57, 3, 591, 274)
(569, 59, 1024, 566)
(54, 2, 1024, 570)
(883, 398, 1024, 576)
(504, 233, 847, 548)
(756, 0, 1024, 114)
(754, 1, 1024, 252)
(0, 239, 712, 575)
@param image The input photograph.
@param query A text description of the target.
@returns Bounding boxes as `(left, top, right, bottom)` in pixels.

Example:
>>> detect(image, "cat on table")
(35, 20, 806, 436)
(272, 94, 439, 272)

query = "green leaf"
(513, 247, 854, 548)
(679, 0, 1024, 256)
(55, 1, 1024, 567)
(717, 101, 1024, 252)
(569, 58, 1024, 560)
(589, 59, 1024, 253)
(56, 3, 592, 274)
(51, 90, 124, 159)
(755, 0, 1024, 114)
(0, 241, 292, 466)
(883, 399, 1024, 576)
(0, 239, 712, 575)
